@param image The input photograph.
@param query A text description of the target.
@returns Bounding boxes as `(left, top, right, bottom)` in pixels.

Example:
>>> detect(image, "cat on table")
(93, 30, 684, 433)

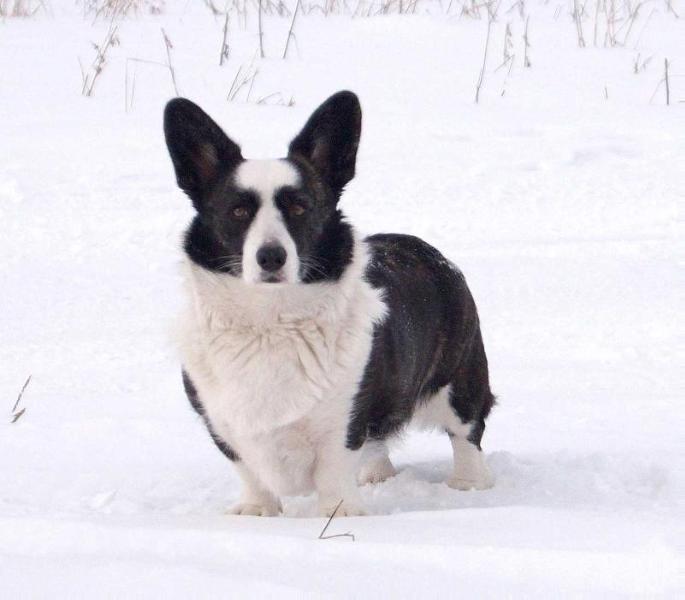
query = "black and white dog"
(164, 91, 495, 517)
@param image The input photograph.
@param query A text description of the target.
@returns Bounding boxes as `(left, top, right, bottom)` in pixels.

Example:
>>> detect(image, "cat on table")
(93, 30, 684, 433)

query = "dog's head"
(164, 91, 361, 285)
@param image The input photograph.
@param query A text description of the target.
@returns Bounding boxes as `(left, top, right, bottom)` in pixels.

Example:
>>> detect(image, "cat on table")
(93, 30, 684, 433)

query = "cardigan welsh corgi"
(164, 91, 495, 517)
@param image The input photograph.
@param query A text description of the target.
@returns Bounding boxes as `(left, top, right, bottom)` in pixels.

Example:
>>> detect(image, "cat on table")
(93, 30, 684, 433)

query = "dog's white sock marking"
(227, 461, 282, 517)
(411, 385, 493, 490)
(447, 433, 493, 491)
(314, 434, 366, 517)
(357, 440, 396, 485)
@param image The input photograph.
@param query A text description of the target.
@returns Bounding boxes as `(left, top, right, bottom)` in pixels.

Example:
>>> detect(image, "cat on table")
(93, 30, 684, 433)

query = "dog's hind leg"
(416, 385, 493, 491)
(357, 439, 396, 485)
(445, 329, 495, 490)
(446, 421, 493, 491)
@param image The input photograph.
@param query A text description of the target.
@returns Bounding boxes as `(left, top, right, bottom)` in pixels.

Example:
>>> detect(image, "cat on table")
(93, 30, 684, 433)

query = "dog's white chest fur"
(178, 239, 385, 495)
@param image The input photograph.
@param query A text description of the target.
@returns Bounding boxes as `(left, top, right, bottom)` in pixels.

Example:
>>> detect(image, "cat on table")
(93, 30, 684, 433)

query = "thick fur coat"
(164, 92, 495, 516)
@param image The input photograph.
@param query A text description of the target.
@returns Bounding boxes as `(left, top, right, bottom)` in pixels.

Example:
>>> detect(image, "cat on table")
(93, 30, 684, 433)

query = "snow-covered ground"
(1, 1, 683, 597)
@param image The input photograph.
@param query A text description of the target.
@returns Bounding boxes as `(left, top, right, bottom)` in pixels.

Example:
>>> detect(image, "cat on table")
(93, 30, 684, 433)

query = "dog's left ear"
(288, 91, 361, 198)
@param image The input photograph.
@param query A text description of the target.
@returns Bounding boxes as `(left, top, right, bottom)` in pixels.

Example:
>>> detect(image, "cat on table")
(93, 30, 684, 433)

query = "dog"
(164, 91, 495, 517)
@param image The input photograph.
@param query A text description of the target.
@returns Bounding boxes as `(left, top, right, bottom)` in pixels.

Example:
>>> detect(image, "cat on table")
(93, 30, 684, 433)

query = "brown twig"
(650, 58, 673, 105)
(81, 17, 120, 97)
(665, 0, 679, 18)
(219, 12, 230, 66)
(227, 59, 259, 102)
(282, 0, 300, 59)
(318, 499, 355, 541)
(258, 0, 265, 58)
(523, 15, 531, 67)
(573, 0, 586, 48)
(161, 28, 179, 95)
(474, 1, 497, 104)
(124, 57, 168, 111)
(11, 375, 32, 423)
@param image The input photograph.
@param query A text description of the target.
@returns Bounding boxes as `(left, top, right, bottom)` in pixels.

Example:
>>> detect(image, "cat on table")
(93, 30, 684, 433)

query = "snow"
(1, 1, 683, 597)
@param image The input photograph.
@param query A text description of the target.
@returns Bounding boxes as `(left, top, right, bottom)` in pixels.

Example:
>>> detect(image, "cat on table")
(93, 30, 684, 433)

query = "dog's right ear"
(164, 98, 242, 208)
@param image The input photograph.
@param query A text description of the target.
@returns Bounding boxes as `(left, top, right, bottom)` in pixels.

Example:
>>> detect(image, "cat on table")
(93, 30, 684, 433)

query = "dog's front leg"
(314, 434, 366, 517)
(227, 461, 282, 517)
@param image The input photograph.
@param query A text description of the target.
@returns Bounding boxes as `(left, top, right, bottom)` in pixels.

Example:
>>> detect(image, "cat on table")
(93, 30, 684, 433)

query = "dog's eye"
(289, 204, 306, 217)
(232, 206, 249, 220)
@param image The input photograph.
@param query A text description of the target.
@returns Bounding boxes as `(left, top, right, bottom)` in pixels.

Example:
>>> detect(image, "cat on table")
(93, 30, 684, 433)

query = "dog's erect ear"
(288, 91, 361, 197)
(164, 98, 242, 206)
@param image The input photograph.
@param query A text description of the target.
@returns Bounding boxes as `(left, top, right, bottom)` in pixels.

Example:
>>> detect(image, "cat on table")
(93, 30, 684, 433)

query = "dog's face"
(164, 92, 361, 284)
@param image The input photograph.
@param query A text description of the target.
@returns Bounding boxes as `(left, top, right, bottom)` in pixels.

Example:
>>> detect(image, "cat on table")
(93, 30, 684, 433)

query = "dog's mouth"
(259, 273, 285, 284)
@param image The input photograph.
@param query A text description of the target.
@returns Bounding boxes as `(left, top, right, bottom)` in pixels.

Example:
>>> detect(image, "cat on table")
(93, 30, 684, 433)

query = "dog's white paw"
(357, 456, 397, 485)
(447, 468, 494, 491)
(318, 499, 367, 517)
(226, 501, 281, 517)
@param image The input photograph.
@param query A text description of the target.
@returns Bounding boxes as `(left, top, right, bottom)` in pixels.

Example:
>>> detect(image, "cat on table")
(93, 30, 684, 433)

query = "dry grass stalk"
(83, 0, 163, 20)
(258, 0, 265, 58)
(632, 52, 651, 74)
(0, 0, 47, 17)
(257, 92, 295, 106)
(80, 18, 120, 97)
(523, 15, 531, 67)
(649, 58, 673, 106)
(203, 0, 223, 15)
(11, 375, 32, 424)
(573, 0, 586, 48)
(620, 1, 643, 46)
(318, 500, 355, 541)
(502, 22, 513, 65)
(220, 12, 230, 66)
(282, 0, 300, 59)
(665, 0, 679, 17)
(227, 56, 259, 101)
(124, 57, 164, 110)
(474, 0, 498, 103)
(161, 27, 179, 95)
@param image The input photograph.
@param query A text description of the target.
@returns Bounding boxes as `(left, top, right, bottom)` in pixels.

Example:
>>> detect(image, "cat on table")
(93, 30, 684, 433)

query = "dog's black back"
(348, 233, 494, 449)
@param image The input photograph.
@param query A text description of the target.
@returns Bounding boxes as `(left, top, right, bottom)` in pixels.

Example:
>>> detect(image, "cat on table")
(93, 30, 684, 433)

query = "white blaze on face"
(235, 159, 301, 284)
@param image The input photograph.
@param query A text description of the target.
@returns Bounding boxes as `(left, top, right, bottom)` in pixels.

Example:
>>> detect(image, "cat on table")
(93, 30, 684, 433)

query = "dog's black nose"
(256, 244, 287, 272)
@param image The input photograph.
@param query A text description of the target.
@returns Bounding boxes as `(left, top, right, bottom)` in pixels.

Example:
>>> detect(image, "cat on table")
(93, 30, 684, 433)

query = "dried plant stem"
(620, 1, 643, 46)
(649, 58, 673, 106)
(161, 28, 179, 96)
(474, 3, 495, 104)
(523, 15, 531, 67)
(220, 12, 230, 66)
(81, 18, 119, 97)
(665, 0, 679, 18)
(11, 375, 32, 424)
(318, 500, 355, 541)
(258, 0, 265, 58)
(227, 55, 259, 102)
(573, 0, 586, 48)
(125, 57, 170, 111)
(282, 0, 300, 59)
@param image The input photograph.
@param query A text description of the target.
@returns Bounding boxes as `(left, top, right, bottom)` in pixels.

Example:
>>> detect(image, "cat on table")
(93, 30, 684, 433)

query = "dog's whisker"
(212, 254, 243, 272)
